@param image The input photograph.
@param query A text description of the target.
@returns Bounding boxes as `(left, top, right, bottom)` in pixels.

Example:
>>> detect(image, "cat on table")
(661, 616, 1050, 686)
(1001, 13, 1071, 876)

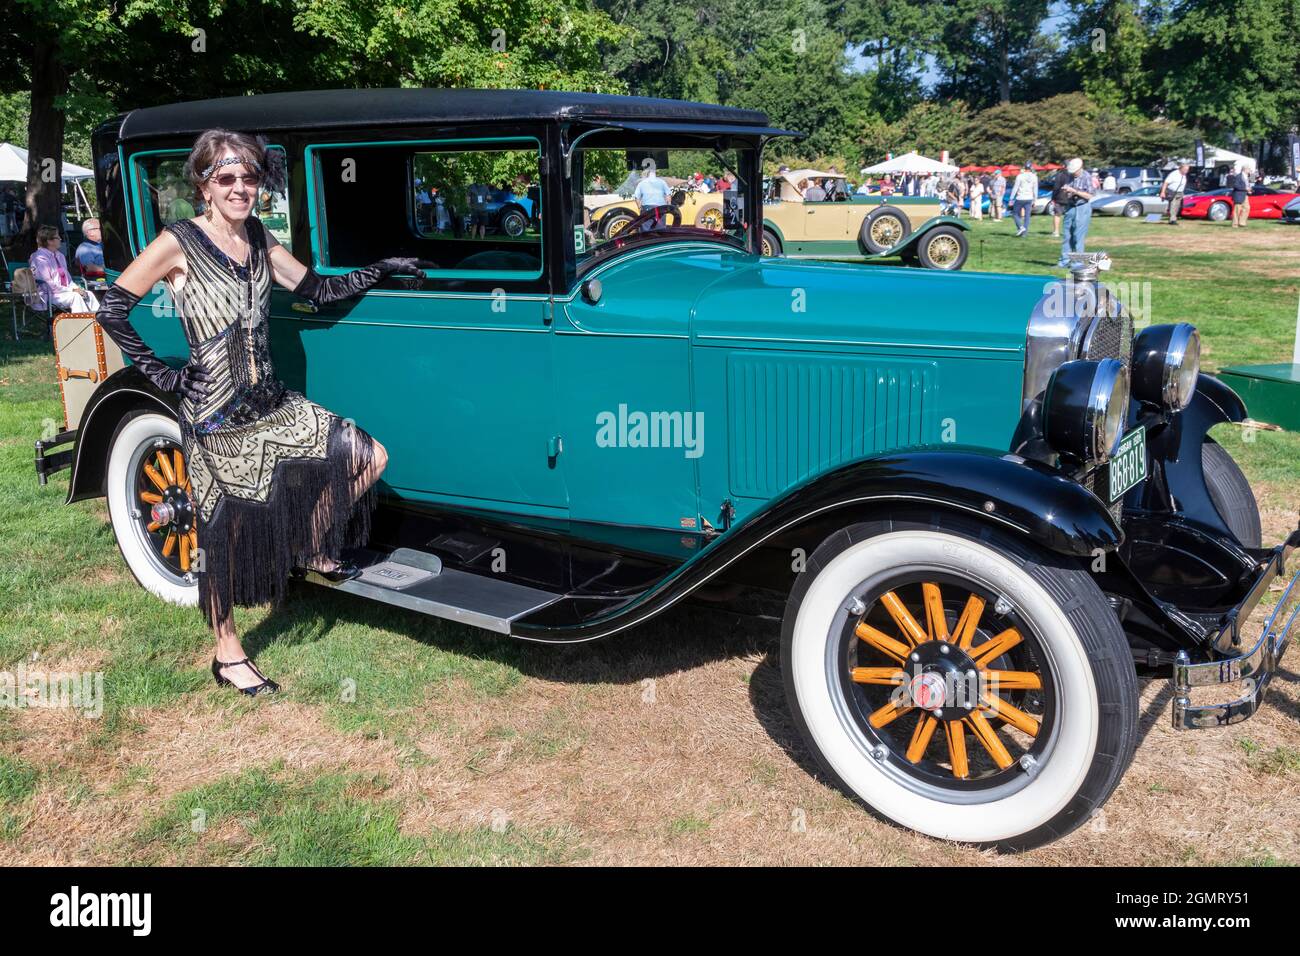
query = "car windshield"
(572, 141, 752, 267)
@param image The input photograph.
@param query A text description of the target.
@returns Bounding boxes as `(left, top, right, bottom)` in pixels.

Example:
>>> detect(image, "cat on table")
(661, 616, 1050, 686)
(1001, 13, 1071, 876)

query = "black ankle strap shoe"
(211, 657, 280, 696)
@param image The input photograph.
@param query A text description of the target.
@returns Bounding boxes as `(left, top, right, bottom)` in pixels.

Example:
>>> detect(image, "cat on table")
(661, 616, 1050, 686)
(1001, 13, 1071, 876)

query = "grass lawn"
(1, 217, 1297, 866)
(957, 213, 1300, 486)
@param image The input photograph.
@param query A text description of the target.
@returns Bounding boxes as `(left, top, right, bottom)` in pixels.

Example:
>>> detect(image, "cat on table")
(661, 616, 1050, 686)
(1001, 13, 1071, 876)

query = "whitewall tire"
(781, 514, 1138, 851)
(105, 411, 199, 607)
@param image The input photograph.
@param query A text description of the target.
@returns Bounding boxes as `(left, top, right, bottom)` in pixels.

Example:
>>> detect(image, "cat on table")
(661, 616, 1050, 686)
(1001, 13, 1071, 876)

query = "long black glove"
(95, 283, 212, 402)
(292, 257, 428, 306)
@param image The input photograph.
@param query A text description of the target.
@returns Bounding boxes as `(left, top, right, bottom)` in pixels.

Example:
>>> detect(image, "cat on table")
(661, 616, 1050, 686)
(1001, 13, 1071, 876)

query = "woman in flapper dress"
(95, 129, 426, 695)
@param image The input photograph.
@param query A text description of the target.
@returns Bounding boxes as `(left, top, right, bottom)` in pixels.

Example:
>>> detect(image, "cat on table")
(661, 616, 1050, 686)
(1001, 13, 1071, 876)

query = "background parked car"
(1105, 166, 1166, 194)
(1091, 186, 1167, 218)
(1179, 184, 1300, 221)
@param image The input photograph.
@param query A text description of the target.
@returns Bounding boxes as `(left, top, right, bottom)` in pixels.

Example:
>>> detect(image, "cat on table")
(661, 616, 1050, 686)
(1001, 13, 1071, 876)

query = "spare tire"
(859, 206, 911, 254)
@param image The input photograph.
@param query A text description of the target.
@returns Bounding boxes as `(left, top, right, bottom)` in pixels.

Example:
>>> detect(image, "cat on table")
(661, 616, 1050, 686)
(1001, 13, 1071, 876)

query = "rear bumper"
(35, 428, 77, 485)
(1173, 529, 1300, 728)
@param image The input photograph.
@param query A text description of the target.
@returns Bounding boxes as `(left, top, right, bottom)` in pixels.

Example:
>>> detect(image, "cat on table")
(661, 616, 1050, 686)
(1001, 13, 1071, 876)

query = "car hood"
(682, 247, 1045, 356)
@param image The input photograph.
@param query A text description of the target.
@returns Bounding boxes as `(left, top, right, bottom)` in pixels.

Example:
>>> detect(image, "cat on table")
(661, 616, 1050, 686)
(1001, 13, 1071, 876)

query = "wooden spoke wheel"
(136, 441, 198, 575)
(780, 514, 1138, 851)
(838, 572, 1054, 791)
(105, 411, 200, 606)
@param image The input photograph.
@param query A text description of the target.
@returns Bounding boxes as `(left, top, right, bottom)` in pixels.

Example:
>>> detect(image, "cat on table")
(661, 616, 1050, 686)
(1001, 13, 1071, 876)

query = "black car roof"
(106, 88, 778, 143)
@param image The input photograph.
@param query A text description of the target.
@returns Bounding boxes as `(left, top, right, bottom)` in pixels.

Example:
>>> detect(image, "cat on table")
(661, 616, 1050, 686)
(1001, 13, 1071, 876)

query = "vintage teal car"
(36, 89, 1299, 852)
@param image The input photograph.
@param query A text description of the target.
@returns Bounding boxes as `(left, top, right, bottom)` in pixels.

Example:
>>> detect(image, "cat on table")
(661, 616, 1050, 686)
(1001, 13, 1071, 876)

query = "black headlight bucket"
(1043, 358, 1131, 464)
(1131, 322, 1200, 411)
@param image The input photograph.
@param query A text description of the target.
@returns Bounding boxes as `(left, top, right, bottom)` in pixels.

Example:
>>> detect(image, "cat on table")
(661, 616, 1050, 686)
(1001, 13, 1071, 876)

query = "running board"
(301, 546, 563, 634)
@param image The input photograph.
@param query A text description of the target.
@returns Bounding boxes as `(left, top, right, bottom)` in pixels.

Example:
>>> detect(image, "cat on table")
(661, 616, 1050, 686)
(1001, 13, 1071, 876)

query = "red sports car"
(1179, 185, 1300, 221)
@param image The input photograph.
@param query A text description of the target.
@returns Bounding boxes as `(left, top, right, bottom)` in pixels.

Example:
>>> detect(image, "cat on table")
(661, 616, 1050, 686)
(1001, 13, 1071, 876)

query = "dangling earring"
(204, 198, 214, 223)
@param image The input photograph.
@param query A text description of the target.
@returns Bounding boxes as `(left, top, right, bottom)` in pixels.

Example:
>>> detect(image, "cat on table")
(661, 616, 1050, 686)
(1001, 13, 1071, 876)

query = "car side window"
(129, 147, 291, 248)
(308, 138, 542, 281)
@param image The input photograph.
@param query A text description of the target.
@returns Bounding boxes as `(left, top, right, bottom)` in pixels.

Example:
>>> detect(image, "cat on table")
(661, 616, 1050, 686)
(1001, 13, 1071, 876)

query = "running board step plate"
(302, 547, 561, 634)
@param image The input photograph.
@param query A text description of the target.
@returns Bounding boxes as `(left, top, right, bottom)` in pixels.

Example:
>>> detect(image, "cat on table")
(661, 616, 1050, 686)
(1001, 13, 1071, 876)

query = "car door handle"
(291, 301, 319, 314)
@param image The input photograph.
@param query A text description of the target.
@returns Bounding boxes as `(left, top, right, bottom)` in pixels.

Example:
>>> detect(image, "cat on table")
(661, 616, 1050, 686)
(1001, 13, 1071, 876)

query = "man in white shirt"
(1010, 161, 1039, 236)
(633, 165, 674, 229)
(1102, 171, 1117, 191)
(1160, 163, 1190, 224)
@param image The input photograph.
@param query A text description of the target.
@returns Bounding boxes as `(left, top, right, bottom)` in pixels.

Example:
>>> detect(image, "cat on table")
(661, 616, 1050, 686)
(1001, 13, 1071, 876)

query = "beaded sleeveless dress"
(163, 215, 377, 626)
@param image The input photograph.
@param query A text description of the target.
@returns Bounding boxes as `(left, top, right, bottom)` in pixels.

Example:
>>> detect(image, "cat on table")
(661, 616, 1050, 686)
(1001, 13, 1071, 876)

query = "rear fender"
(66, 366, 178, 504)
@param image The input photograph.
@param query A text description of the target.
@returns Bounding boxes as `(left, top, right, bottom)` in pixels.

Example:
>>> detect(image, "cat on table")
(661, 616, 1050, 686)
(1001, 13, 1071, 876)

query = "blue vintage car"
(37, 89, 1299, 852)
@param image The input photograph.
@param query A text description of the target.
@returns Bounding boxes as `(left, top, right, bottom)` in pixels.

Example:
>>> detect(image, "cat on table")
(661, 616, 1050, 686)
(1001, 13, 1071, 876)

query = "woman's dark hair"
(36, 224, 60, 245)
(182, 128, 287, 202)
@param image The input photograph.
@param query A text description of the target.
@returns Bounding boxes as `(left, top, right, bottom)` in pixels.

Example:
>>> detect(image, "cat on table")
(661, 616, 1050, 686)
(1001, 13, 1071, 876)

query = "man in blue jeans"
(1054, 157, 1095, 267)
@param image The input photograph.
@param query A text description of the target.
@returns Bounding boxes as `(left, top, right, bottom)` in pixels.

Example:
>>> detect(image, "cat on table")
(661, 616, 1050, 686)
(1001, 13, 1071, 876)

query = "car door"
(269, 133, 568, 518)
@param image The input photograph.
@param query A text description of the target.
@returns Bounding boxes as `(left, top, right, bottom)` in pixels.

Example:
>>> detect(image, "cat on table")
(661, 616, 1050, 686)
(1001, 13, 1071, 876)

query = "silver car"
(1092, 186, 1167, 218)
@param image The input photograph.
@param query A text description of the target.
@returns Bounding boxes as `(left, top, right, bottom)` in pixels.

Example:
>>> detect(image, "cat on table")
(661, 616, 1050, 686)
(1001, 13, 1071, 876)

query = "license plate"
(1108, 427, 1147, 502)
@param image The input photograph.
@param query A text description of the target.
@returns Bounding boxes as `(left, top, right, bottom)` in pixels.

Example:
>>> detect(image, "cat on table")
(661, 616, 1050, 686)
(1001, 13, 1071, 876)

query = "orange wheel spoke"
(855, 622, 911, 665)
(174, 450, 186, 488)
(139, 491, 163, 504)
(179, 534, 190, 572)
(966, 711, 1015, 770)
(850, 666, 906, 686)
(188, 529, 198, 551)
(146, 519, 163, 533)
(868, 699, 912, 729)
(906, 713, 938, 763)
(971, 627, 1024, 668)
(982, 693, 1040, 737)
(953, 594, 986, 649)
(143, 463, 168, 492)
(922, 583, 949, 641)
(944, 720, 969, 778)
(983, 669, 1042, 691)
(161, 531, 177, 557)
(155, 449, 176, 485)
(882, 590, 928, 646)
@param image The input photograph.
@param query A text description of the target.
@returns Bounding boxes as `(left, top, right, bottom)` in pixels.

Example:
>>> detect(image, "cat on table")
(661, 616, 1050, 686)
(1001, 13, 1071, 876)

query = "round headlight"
(1043, 358, 1131, 463)
(1131, 323, 1200, 411)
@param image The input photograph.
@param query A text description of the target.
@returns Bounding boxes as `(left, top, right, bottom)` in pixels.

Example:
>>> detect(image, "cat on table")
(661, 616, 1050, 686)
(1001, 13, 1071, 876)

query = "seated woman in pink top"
(29, 224, 100, 316)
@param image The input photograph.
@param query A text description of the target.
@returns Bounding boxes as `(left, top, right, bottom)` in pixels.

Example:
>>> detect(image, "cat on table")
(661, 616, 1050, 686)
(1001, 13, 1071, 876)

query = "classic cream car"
(584, 182, 726, 239)
(762, 169, 969, 270)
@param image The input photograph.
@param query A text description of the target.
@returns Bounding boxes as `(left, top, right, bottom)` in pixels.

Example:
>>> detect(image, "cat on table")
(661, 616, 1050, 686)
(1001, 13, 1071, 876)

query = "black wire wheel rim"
(827, 567, 1060, 801)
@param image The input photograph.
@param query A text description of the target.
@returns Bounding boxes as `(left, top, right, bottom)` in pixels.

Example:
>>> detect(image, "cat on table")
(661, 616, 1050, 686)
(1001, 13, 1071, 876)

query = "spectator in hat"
(1053, 158, 1095, 268)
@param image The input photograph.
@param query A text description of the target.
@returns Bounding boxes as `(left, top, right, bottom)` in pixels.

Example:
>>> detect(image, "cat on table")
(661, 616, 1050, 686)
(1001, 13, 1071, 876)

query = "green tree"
(1058, 0, 1155, 114)
(1151, 0, 1300, 145)
(933, 0, 1054, 107)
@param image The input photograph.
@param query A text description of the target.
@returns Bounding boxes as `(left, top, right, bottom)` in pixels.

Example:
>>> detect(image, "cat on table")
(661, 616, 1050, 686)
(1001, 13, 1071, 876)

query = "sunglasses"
(211, 172, 262, 188)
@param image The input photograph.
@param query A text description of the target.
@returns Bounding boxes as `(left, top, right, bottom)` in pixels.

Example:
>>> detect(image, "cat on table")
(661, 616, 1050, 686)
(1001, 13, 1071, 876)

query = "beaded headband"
(200, 155, 263, 180)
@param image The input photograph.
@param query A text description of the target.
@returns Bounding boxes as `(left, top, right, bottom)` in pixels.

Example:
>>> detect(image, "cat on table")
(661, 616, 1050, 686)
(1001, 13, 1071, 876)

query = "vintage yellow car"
(585, 184, 726, 239)
(762, 169, 970, 270)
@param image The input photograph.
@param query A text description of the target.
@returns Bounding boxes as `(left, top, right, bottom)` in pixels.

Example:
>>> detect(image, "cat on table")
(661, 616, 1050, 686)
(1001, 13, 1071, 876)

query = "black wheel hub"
(902, 639, 981, 721)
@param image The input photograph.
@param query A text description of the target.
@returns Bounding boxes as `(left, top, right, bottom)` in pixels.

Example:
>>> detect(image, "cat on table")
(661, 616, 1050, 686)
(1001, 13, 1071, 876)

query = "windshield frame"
(561, 126, 763, 284)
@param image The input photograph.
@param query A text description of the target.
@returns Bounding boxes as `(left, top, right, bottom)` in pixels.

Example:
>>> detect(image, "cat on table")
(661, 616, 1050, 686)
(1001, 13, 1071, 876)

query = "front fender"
(1136, 373, 1247, 537)
(66, 366, 178, 504)
(512, 448, 1118, 642)
(882, 216, 969, 257)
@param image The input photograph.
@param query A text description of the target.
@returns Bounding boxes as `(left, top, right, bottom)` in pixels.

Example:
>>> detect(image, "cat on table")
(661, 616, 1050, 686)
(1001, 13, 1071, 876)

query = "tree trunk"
(16, 38, 70, 258)
(999, 21, 1011, 105)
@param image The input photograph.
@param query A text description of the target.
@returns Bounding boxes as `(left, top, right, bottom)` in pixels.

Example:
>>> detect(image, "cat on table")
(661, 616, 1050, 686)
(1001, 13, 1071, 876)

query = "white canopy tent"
(0, 142, 97, 223)
(860, 151, 959, 175)
(0, 143, 94, 182)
